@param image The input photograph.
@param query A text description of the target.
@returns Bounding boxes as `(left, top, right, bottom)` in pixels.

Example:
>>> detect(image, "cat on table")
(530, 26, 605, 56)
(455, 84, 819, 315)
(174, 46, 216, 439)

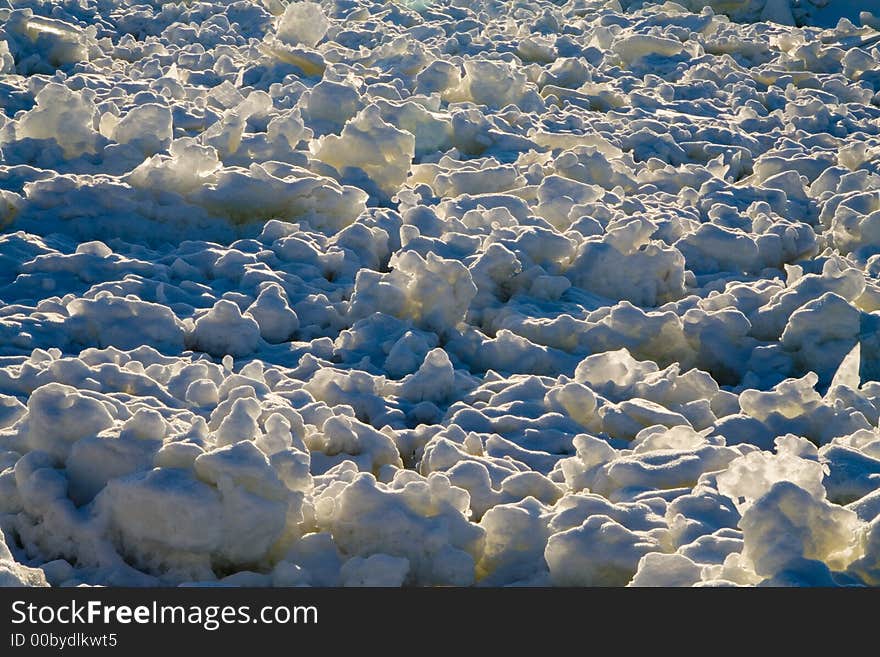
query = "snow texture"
(1, 0, 880, 587)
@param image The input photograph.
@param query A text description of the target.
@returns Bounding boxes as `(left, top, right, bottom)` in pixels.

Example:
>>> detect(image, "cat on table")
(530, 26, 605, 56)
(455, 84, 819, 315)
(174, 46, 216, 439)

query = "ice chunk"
(304, 80, 364, 133)
(0, 395, 26, 429)
(574, 348, 659, 399)
(386, 348, 456, 403)
(740, 481, 862, 578)
(4, 14, 90, 73)
(630, 552, 703, 587)
(614, 35, 684, 66)
(545, 515, 658, 586)
(15, 82, 99, 158)
(760, 0, 796, 25)
(780, 293, 860, 385)
(211, 397, 261, 448)
(0, 40, 14, 75)
(848, 516, 880, 585)
(312, 105, 415, 196)
(314, 415, 402, 473)
(189, 300, 262, 358)
(349, 251, 477, 335)
(820, 445, 880, 505)
(97, 468, 225, 556)
(451, 59, 542, 111)
(68, 292, 185, 353)
(246, 284, 299, 344)
(111, 104, 173, 156)
(276, 1, 329, 48)
(127, 138, 221, 196)
(717, 449, 826, 512)
(316, 472, 484, 585)
(601, 398, 692, 440)
(477, 498, 550, 585)
(0, 528, 48, 587)
(567, 229, 686, 306)
(340, 554, 409, 587)
(66, 410, 163, 504)
(23, 383, 114, 461)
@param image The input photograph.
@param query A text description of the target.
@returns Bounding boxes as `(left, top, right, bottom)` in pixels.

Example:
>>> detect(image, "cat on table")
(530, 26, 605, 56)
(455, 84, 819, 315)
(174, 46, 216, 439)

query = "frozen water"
(2, 0, 880, 587)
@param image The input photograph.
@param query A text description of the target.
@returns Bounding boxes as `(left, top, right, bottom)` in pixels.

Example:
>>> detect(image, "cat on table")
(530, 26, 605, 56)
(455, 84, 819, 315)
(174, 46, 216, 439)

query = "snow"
(3, 0, 880, 588)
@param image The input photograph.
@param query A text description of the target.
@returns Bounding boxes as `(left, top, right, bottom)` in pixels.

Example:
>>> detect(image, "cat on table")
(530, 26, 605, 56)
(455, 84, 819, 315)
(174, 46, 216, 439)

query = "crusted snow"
(2, 0, 880, 587)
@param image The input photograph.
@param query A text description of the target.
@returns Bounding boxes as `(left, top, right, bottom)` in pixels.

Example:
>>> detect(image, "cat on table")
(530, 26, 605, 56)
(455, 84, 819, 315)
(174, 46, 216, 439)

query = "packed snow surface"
(4, 0, 880, 587)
